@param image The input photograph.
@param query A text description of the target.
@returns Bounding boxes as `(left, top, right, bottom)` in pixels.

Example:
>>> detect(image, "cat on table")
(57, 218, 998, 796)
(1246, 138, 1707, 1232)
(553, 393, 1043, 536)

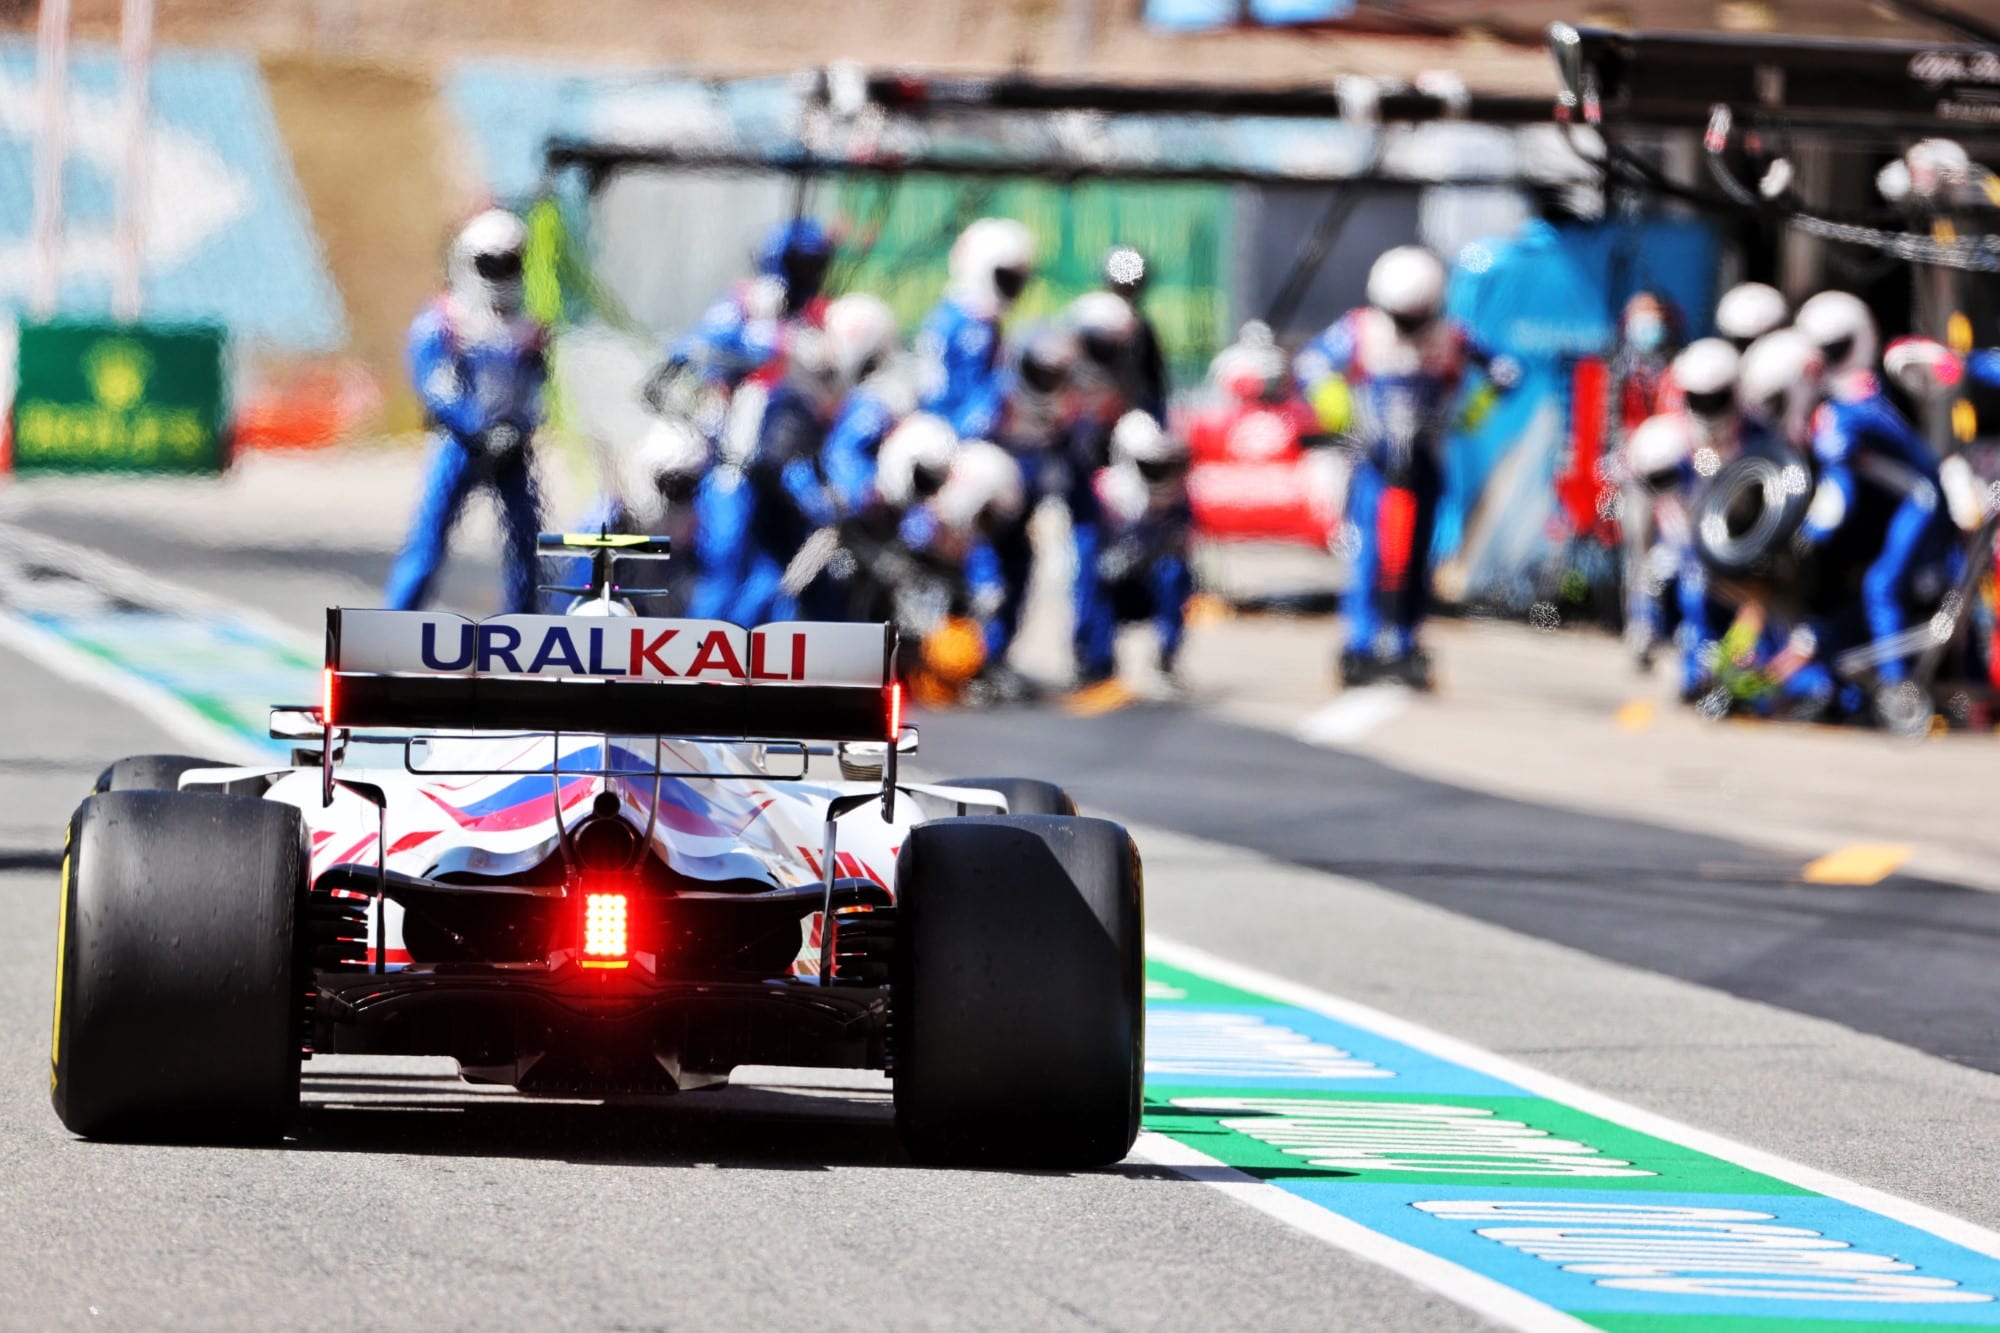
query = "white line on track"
(1128, 1130, 1597, 1332)
(1294, 685, 1410, 747)
(0, 611, 263, 763)
(1145, 933, 2000, 1272)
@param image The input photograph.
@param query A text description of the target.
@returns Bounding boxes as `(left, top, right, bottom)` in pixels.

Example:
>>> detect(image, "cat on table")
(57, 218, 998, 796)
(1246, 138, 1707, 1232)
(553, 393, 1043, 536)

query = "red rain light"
(887, 680, 902, 741)
(320, 667, 337, 725)
(582, 892, 628, 960)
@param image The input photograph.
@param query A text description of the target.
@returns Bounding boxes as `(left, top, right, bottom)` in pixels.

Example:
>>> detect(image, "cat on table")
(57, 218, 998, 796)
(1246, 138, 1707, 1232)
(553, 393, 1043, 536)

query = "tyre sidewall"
(52, 790, 305, 1141)
(893, 814, 1143, 1166)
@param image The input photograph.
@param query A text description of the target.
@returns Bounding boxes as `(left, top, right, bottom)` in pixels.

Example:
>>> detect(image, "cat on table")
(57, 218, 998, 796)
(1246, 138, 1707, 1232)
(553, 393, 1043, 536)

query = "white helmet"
(1737, 328, 1821, 444)
(1671, 338, 1741, 421)
(448, 209, 529, 320)
(1626, 412, 1695, 490)
(631, 416, 710, 505)
(1366, 246, 1448, 329)
(1110, 410, 1185, 469)
(1795, 290, 1879, 379)
(875, 412, 958, 509)
(936, 439, 1026, 533)
(1715, 282, 1788, 349)
(947, 218, 1034, 316)
(822, 293, 901, 390)
(1068, 290, 1138, 381)
(1209, 321, 1288, 402)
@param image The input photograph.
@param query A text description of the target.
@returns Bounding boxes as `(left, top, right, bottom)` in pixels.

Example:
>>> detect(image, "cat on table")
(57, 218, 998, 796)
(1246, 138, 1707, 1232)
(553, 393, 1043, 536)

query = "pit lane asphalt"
(0, 641, 1484, 1333)
(6, 516, 2000, 1329)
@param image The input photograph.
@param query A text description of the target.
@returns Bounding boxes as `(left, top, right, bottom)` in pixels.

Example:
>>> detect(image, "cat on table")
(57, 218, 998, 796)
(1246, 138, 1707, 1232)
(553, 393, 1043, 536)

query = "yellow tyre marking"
(1800, 842, 1913, 886)
(1614, 699, 1656, 732)
(50, 836, 71, 1090)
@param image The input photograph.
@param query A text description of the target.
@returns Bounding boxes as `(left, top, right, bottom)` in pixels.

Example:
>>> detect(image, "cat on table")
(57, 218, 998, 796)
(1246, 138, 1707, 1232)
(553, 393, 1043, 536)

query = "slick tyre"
(94, 753, 265, 797)
(1693, 453, 1812, 579)
(933, 777, 1077, 816)
(51, 790, 306, 1142)
(892, 815, 1143, 1168)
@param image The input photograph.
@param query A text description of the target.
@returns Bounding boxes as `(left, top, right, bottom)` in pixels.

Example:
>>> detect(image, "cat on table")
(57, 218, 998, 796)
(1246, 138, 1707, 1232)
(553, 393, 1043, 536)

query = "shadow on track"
(289, 1071, 1147, 1179)
(293, 1072, 903, 1171)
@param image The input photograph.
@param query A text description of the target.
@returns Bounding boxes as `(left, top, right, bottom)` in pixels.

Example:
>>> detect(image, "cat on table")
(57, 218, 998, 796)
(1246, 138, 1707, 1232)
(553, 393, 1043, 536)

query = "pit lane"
(4, 503, 2000, 1330)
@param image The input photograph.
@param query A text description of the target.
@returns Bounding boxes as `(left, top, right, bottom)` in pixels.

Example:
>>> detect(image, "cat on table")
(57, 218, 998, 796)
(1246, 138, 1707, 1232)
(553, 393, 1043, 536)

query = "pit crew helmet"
(936, 439, 1026, 533)
(1109, 410, 1187, 486)
(1715, 282, 1789, 351)
(1795, 290, 1879, 380)
(875, 412, 959, 508)
(1672, 338, 1741, 423)
(948, 218, 1035, 316)
(632, 415, 711, 507)
(1068, 290, 1139, 374)
(822, 292, 901, 390)
(1737, 328, 1821, 445)
(1366, 245, 1448, 333)
(448, 209, 529, 321)
(1626, 412, 1695, 493)
(755, 217, 835, 313)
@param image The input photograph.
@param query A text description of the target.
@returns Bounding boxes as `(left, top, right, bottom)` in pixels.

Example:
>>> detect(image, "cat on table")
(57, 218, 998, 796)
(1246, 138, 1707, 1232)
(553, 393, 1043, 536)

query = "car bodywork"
(188, 607, 998, 1096)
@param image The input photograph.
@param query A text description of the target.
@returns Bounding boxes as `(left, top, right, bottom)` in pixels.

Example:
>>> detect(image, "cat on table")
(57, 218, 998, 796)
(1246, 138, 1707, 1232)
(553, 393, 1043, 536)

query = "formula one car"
(50, 536, 1144, 1167)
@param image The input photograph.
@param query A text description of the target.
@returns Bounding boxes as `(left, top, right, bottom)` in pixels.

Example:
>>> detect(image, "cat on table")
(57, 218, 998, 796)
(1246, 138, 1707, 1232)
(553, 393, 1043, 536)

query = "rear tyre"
(94, 753, 265, 797)
(51, 790, 306, 1142)
(892, 815, 1143, 1167)
(933, 776, 1077, 816)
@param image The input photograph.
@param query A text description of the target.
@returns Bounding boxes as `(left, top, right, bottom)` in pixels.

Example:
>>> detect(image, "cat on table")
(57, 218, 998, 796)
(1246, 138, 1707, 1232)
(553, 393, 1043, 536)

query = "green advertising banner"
(829, 176, 1232, 389)
(9, 321, 229, 475)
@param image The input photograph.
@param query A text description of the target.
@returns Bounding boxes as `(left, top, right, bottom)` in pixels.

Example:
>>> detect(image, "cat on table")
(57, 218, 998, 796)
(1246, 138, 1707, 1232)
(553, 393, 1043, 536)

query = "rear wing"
(318, 609, 897, 743)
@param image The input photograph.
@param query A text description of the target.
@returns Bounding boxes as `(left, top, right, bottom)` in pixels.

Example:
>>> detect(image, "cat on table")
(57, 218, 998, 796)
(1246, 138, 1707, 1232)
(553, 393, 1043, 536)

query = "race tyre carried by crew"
(1693, 452, 1813, 580)
(934, 776, 1078, 816)
(51, 790, 306, 1142)
(891, 814, 1144, 1167)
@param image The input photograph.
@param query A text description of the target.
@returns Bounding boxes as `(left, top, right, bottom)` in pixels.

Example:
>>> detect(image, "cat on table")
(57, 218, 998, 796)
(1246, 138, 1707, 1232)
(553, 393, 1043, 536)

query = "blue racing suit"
(954, 372, 1073, 661)
(1296, 308, 1495, 659)
(732, 381, 840, 623)
(1803, 373, 1953, 685)
(384, 300, 546, 614)
(1074, 467, 1193, 682)
(822, 382, 907, 517)
(667, 281, 807, 391)
(918, 296, 1005, 433)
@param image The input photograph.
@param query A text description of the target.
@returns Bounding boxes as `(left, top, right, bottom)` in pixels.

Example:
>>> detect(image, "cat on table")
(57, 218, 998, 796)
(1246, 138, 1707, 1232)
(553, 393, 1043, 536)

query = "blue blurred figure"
(664, 217, 834, 392)
(384, 210, 548, 614)
(1793, 292, 1953, 707)
(735, 294, 904, 623)
(953, 327, 1082, 693)
(641, 218, 835, 468)
(1075, 411, 1194, 688)
(918, 218, 1034, 431)
(820, 306, 926, 519)
(1294, 245, 1516, 689)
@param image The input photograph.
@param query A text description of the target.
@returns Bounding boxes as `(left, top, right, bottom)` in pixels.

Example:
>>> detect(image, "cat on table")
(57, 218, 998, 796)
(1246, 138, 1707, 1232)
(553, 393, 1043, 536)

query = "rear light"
(320, 667, 337, 726)
(887, 680, 902, 741)
(581, 892, 629, 968)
